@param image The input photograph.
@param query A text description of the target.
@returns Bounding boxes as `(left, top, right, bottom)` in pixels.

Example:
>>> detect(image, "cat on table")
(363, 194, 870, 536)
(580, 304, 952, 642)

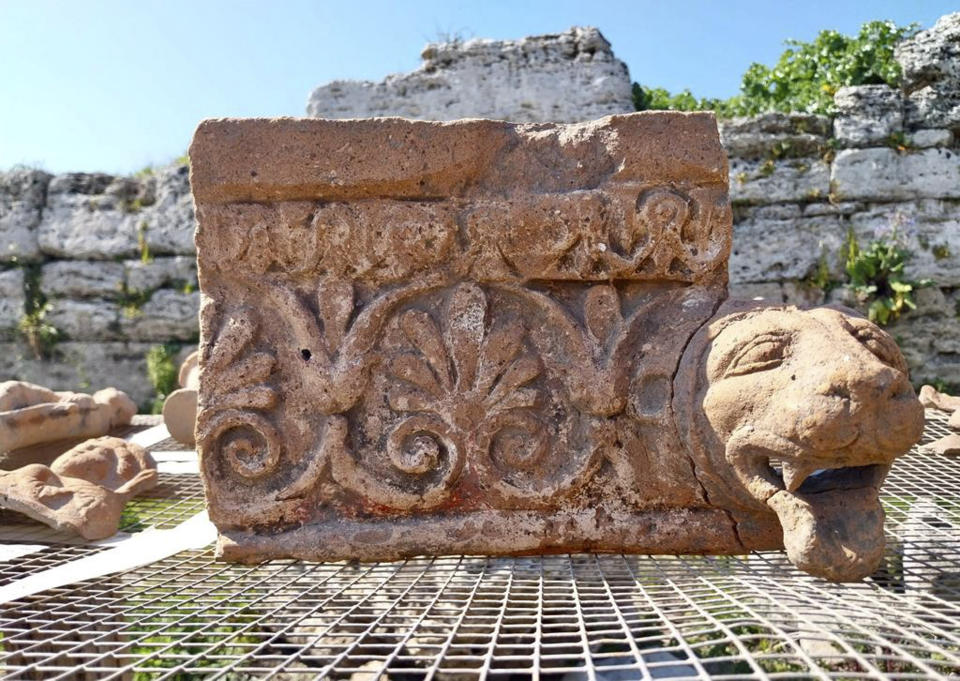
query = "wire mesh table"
(1, 413, 959, 680)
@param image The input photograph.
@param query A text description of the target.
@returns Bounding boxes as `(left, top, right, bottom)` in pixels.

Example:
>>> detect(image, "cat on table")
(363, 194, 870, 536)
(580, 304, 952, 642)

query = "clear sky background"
(1, 0, 955, 175)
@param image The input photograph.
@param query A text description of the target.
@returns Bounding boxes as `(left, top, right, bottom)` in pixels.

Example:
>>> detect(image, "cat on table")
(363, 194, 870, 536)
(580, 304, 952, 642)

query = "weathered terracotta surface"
(163, 350, 199, 445)
(190, 114, 924, 581)
(0, 437, 156, 539)
(919, 384, 960, 455)
(51, 436, 158, 496)
(924, 433, 960, 455)
(919, 384, 960, 413)
(0, 464, 128, 539)
(675, 302, 924, 580)
(0, 381, 136, 452)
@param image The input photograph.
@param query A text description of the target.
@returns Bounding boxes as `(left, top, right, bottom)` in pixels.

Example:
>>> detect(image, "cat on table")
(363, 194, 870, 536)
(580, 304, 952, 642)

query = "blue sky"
(1, 0, 954, 175)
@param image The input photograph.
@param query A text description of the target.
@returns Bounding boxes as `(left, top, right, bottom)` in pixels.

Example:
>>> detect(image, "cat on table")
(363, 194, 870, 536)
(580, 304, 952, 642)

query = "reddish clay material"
(163, 351, 200, 445)
(0, 436, 156, 540)
(189, 114, 923, 581)
(0, 381, 136, 453)
(919, 384, 960, 455)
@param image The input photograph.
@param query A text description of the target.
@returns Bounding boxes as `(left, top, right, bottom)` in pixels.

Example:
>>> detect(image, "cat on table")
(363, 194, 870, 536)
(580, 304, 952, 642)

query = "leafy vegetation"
(932, 243, 952, 260)
(138, 220, 153, 264)
(843, 229, 929, 326)
(803, 248, 835, 294)
(929, 378, 959, 395)
(18, 303, 59, 359)
(146, 344, 179, 414)
(633, 20, 919, 116)
(119, 286, 152, 319)
(17, 265, 60, 359)
(631, 84, 736, 116)
(121, 196, 146, 213)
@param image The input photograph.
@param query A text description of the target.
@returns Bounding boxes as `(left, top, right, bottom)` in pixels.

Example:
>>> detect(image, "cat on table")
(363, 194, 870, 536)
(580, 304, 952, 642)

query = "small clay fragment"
(162, 351, 199, 445)
(0, 437, 156, 540)
(0, 381, 137, 452)
(0, 464, 129, 540)
(51, 436, 158, 496)
(919, 384, 960, 413)
(950, 410, 960, 430)
(923, 434, 960, 456)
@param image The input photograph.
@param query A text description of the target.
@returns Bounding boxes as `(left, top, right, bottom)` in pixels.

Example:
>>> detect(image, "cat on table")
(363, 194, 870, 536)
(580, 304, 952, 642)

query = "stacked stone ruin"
(0, 14, 958, 402)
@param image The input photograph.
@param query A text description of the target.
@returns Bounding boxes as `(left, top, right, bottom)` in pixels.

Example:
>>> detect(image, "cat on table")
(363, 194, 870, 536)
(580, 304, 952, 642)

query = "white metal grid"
(1, 412, 959, 680)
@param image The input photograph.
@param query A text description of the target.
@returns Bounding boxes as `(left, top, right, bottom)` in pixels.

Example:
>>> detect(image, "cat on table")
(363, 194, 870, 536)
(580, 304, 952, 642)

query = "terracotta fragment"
(162, 350, 199, 445)
(189, 114, 923, 581)
(0, 437, 155, 540)
(0, 381, 137, 452)
(0, 464, 128, 540)
(919, 384, 960, 413)
(51, 436, 158, 496)
(924, 434, 960, 456)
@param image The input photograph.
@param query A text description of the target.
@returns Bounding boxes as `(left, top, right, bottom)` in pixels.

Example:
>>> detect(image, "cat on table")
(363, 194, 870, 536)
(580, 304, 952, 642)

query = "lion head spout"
(674, 301, 924, 581)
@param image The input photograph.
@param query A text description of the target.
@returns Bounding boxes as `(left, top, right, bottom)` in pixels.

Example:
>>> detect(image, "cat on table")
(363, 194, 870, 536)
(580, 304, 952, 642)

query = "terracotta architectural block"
(190, 114, 923, 581)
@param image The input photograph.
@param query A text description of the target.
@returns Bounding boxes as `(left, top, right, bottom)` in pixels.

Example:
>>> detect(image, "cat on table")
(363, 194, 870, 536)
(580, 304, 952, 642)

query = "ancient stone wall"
(307, 27, 635, 123)
(0, 163, 197, 407)
(1, 13, 958, 403)
(724, 13, 960, 389)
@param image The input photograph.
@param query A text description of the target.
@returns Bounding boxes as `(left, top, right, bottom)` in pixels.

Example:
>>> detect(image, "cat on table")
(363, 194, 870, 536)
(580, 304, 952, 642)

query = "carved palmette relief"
(342, 283, 605, 509)
(194, 182, 728, 520)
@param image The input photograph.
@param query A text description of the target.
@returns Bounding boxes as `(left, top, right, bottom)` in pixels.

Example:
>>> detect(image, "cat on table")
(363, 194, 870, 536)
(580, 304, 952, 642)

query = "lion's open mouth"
(778, 461, 888, 495)
(726, 437, 892, 582)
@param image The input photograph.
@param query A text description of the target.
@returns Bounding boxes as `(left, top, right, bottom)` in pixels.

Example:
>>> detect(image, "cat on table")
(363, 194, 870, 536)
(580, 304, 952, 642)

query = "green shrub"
(18, 303, 59, 359)
(843, 229, 929, 325)
(631, 84, 737, 116)
(146, 344, 179, 414)
(633, 19, 918, 116)
(18, 265, 60, 359)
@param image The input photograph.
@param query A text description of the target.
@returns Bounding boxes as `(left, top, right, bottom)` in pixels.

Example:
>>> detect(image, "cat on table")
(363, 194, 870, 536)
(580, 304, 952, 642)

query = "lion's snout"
(809, 344, 922, 460)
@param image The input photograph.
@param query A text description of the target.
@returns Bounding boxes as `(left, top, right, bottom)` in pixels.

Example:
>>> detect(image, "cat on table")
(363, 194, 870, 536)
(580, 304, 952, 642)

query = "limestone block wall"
(307, 26, 635, 123)
(724, 13, 960, 389)
(0, 163, 197, 407)
(0, 13, 958, 404)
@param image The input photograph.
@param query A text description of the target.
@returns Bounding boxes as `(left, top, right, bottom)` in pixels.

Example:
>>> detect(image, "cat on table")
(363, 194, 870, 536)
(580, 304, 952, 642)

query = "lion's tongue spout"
(766, 486, 886, 582)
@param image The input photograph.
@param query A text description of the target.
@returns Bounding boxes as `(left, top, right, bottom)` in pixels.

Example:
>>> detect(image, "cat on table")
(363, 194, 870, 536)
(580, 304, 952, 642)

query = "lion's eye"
(853, 327, 907, 373)
(725, 334, 789, 377)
